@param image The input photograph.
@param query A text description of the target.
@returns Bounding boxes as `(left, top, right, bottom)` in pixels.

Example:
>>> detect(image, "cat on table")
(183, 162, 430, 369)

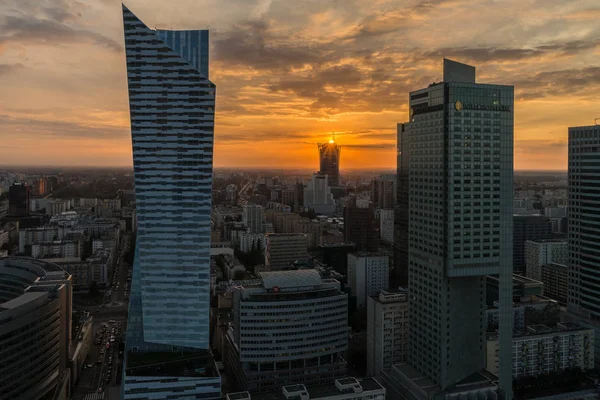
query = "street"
(72, 233, 132, 400)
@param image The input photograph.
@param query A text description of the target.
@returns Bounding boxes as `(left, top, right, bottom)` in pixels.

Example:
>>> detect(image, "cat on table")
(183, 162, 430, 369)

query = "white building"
(367, 290, 409, 377)
(19, 227, 62, 253)
(486, 323, 594, 379)
(545, 206, 567, 218)
(525, 239, 568, 281)
(348, 253, 389, 308)
(32, 240, 80, 260)
(239, 232, 265, 254)
(243, 204, 265, 234)
(304, 174, 336, 214)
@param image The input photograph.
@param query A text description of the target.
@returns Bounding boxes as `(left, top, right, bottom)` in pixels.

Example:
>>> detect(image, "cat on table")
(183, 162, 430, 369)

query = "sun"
(329, 139, 335, 144)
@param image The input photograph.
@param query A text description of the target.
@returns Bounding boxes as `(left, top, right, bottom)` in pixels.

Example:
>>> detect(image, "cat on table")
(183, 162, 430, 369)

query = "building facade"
(403, 59, 514, 397)
(541, 262, 568, 304)
(122, 5, 220, 399)
(348, 253, 389, 308)
(264, 233, 308, 270)
(367, 290, 409, 378)
(513, 216, 554, 275)
(343, 205, 378, 253)
(243, 204, 265, 234)
(568, 124, 600, 320)
(226, 270, 348, 392)
(394, 123, 410, 287)
(0, 257, 72, 400)
(486, 323, 594, 379)
(524, 239, 567, 281)
(8, 182, 30, 217)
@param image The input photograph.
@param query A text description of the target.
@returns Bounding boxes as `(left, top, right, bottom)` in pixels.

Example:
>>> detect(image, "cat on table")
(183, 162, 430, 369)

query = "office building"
(394, 123, 409, 287)
(320, 243, 356, 275)
(367, 290, 409, 377)
(513, 215, 553, 275)
(264, 233, 308, 270)
(486, 323, 594, 379)
(524, 239, 567, 281)
(243, 204, 265, 234)
(348, 253, 389, 308)
(122, 5, 220, 399)
(292, 219, 323, 249)
(226, 269, 348, 392)
(396, 59, 514, 398)
(281, 189, 295, 209)
(541, 262, 568, 304)
(304, 173, 336, 214)
(0, 229, 8, 248)
(318, 140, 342, 187)
(8, 182, 30, 217)
(343, 203, 378, 253)
(486, 273, 543, 305)
(227, 378, 385, 400)
(372, 175, 396, 209)
(568, 124, 600, 320)
(0, 257, 72, 400)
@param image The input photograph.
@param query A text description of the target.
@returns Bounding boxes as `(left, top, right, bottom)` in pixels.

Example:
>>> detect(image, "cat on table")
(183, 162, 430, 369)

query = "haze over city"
(1, 0, 598, 169)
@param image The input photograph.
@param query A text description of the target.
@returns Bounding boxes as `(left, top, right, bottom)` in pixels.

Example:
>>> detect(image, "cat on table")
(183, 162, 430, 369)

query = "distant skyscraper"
(243, 203, 265, 234)
(122, 5, 220, 399)
(394, 59, 514, 399)
(372, 174, 396, 209)
(8, 182, 30, 217)
(304, 173, 336, 214)
(568, 124, 600, 319)
(318, 140, 341, 187)
(348, 252, 389, 307)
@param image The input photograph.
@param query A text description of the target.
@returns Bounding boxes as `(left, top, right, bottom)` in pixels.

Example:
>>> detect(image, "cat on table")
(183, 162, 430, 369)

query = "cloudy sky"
(0, 0, 598, 170)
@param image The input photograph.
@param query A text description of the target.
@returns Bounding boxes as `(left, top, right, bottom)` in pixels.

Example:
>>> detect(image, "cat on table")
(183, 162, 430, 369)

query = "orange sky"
(0, 0, 599, 170)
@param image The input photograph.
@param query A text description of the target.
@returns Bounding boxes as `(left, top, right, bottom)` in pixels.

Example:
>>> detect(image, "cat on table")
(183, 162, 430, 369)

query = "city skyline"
(0, 0, 599, 170)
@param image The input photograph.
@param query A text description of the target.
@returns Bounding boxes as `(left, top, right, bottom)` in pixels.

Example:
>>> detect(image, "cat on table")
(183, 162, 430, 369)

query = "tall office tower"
(344, 201, 378, 252)
(513, 215, 553, 275)
(281, 188, 295, 208)
(8, 182, 30, 217)
(122, 6, 220, 399)
(398, 59, 514, 398)
(318, 139, 342, 187)
(226, 270, 348, 392)
(568, 124, 600, 318)
(348, 252, 389, 307)
(394, 123, 410, 287)
(243, 203, 265, 234)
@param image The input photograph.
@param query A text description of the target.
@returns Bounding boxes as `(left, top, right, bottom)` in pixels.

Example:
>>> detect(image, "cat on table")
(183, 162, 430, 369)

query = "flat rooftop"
(126, 350, 218, 378)
(252, 378, 384, 400)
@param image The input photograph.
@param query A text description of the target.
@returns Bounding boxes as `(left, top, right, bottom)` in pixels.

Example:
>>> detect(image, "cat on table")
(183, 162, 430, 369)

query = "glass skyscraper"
(390, 59, 514, 399)
(122, 5, 220, 398)
(318, 140, 341, 187)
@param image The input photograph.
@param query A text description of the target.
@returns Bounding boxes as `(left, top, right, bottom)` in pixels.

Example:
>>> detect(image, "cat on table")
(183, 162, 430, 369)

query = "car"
(87, 364, 94, 368)
(98, 387, 103, 393)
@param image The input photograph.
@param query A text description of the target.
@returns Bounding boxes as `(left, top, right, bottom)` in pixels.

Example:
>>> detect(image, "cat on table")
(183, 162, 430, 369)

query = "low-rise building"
(226, 269, 348, 392)
(367, 290, 408, 377)
(525, 239, 568, 281)
(486, 323, 594, 379)
(32, 240, 81, 260)
(264, 233, 308, 271)
(227, 377, 385, 400)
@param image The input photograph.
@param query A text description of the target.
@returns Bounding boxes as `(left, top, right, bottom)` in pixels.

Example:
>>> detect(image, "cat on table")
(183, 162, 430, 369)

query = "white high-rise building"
(304, 173, 336, 214)
(243, 204, 265, 234)
(524, 239, 568, 281)
(348, 253, 389, 308)
(122, 5, 220, 400)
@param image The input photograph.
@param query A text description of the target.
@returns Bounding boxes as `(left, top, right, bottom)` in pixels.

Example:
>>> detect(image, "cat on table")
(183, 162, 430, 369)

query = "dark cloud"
(213, 20, 327, 71)
(424, 40, 600, 63)
(0, 63, 24, 75)
(343, 143, 395, 149)
(0, 12, 122, 52)
(0, 114, 128, 140)
(515, 66, 600, 100)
